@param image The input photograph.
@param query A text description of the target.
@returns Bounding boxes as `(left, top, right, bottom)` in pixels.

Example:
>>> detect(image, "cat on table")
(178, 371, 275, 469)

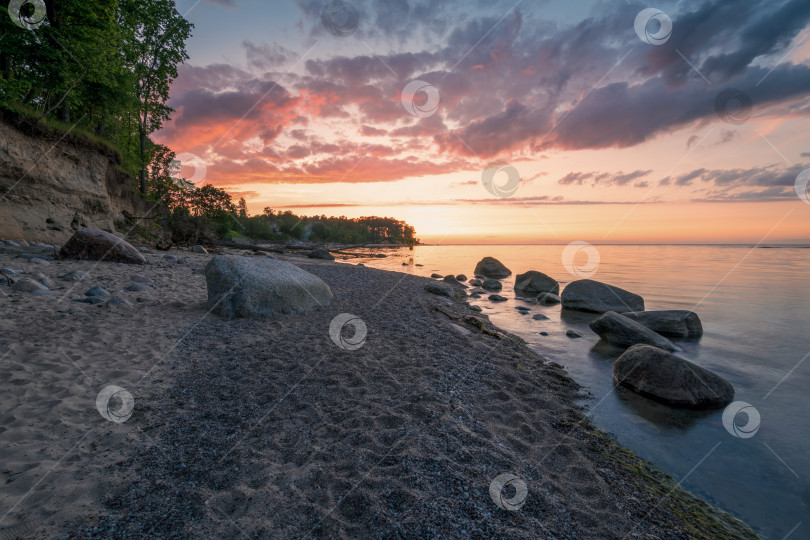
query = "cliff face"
(0, 118, 165, 244)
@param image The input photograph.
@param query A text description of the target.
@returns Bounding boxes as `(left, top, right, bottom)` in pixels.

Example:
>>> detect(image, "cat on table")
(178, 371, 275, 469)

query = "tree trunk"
(96, 111, 107, 137)
(0, 51, 10, 80)
(139, 123, 147, 194)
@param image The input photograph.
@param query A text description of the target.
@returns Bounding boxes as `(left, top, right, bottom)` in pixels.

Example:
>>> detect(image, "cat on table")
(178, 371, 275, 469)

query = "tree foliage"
(0, 0, 192, 186)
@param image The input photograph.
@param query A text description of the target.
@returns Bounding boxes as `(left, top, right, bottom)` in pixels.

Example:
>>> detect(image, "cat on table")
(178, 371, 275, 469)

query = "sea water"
(347, 244, 810, 539)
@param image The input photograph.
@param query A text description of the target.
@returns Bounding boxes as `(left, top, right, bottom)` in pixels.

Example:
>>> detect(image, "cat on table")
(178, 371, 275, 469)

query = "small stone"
(85, 286, 110, 297)
(131, 275, 153, 284)
(61, 270, 90, 282)
(532, 313, 549, 320)
(488, 294, 507, 302)
(73, 297, 106, 305)
(192, 245, 208, 254)
(163, 255, 177, 263)
(126, 283, 153, 292)
(566, 330, 583, 338)
(33, 272, 56, 289)
(469, 305, 483, 312)
(12, 277, 48, 293)
(431, 273, 443, 278)
(539, 331, 549, 336)
(107, 297, 132, 308)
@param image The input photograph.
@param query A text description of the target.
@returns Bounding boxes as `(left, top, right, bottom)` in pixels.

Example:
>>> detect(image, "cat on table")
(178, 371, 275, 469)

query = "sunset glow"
(156, 0, 810, 243)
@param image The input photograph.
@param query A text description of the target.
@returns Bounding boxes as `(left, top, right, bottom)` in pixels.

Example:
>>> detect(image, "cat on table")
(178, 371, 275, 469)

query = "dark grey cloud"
(557, 170, 651, 187)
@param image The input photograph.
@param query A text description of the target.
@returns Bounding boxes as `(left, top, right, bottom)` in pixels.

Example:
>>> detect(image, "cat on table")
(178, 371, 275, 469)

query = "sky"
(154, 0, 810, 244)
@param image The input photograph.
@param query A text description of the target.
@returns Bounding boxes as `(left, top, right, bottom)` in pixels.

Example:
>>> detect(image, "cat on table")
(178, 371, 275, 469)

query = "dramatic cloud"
(155, 0, 810, 195)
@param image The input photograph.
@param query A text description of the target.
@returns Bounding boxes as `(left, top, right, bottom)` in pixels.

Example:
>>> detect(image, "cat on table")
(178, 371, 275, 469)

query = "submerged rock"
(589, 311, 677, 351)
(442, 275, 467, 288)
(473, 257, 511, 279)
(488, 294, 507, 302)
(205, 255, 333, 318)
(59, 228, 146, 264)
(622, 310, 703, 338)
(561, 279, 644, 313)
(481, 278, 502, 291)
(613, 345, 734, 409)
(536, 292, 561, 305)
(514, 270, 559, 295)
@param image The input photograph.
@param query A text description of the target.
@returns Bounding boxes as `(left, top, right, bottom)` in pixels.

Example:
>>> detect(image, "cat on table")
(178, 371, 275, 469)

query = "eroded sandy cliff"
(0, 116, 164, 244)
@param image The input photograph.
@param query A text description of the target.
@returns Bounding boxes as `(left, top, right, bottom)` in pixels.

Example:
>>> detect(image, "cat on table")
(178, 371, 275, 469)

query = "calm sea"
(344, 244, 810, 539)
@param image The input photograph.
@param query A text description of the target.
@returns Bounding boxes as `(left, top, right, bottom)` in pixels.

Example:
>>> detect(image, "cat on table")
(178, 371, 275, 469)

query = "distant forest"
(0, 0, 417, 246)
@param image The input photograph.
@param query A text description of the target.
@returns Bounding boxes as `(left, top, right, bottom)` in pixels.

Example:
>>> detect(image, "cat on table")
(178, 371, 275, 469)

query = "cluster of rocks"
(423, 255, 733, 411)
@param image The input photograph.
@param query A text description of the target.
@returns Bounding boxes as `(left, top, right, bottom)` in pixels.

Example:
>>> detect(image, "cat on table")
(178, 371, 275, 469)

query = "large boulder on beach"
(514, 270, 559, 295)
(425, 282, 454, 297)
(308, 248, 334, 260)
(205, 255, 332, 318)
(622, 310, 703, 338)
(561, 279, 644, 313)
(590, 311, 677, 351)
(59, 228, 146, 265)
(613, 345, 734, 409)
(474, 257, 511, 279)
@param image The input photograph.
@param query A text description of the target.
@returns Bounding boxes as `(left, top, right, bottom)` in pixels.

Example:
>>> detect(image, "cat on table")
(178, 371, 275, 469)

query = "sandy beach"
(0, 243, 758, 539)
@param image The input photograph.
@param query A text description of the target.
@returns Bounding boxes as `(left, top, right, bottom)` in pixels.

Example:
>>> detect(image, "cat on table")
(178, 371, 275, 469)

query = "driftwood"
(0, 269, 12, 287)
(211, 240, 377, 256)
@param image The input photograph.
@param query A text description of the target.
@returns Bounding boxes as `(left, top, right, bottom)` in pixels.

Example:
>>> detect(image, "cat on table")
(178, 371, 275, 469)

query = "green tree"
(118, 0, 192, 194)
(236, 197, 248, 218)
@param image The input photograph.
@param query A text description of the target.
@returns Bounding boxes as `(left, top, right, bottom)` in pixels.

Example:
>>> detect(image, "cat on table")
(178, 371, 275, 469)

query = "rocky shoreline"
(0, 238, 758, 538)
